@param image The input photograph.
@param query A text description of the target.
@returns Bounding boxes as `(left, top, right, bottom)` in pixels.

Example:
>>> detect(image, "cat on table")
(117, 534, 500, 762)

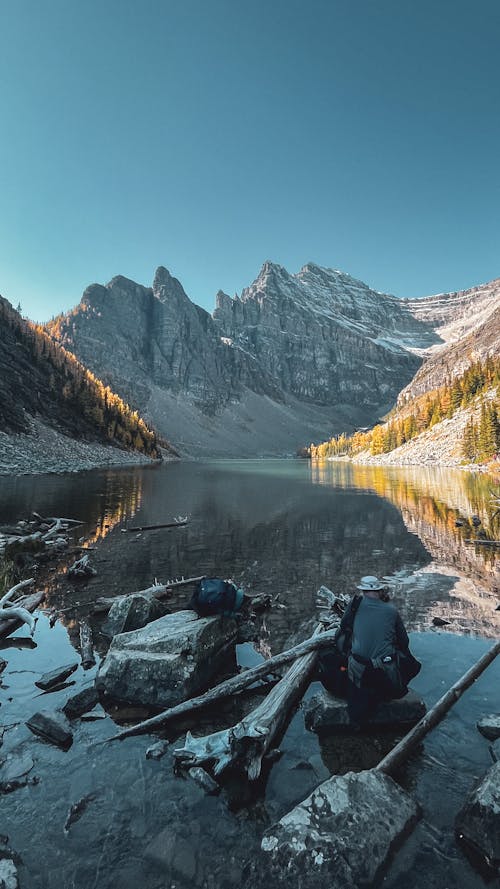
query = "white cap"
(356, 575, 386, 591)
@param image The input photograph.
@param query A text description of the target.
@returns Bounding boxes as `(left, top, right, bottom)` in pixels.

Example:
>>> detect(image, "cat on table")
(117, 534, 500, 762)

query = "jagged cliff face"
(214, 262, 429, 405)
(51, 268, 282, 414)
(45, 261, 500, 457)
(400, 277, 500, 402)
(48, 263, 431, 456)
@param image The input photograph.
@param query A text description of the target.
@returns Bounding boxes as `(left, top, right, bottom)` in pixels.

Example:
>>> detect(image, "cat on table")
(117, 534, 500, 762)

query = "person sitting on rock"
(317, 575, 420, 727)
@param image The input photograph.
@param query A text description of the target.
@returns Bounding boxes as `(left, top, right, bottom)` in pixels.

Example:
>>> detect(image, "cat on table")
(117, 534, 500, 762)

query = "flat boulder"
(35, 662, 78, 691)
(261, 769, 419, 888)
(101, 593, 169, 639)
(477, 714, 500, 741)
(456, 760, 500, 867)
(96, 610, 237, 708)
(26, 710, 73, 749)
(304, 688, 426, 733)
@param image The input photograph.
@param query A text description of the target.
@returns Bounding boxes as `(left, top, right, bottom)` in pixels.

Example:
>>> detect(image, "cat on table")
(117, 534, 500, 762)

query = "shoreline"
(0, 418, 177, 477)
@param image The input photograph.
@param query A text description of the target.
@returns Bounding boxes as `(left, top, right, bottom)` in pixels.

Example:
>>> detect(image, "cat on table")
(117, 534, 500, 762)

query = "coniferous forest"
(0, 296, 162, 457)
(310, 355, 500, 465)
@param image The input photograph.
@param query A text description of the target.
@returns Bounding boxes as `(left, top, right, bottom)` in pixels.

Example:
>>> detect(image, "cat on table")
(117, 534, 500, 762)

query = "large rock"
(0, 859, 19, 889)
(260, 769, 419, 887)
(455, 760, 500, 866)
(477, 714, 500, 741)
(101, 593, 169, 639)
(304, 688, 426, 733)
(62, 686, 99, 720)
(96, 610, 237, 708)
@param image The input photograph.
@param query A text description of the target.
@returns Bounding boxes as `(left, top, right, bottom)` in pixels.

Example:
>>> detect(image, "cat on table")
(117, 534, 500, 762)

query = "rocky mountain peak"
(45, 260, 500, 459)
(215, 290, 233, 310)
(152, 266, 193, 309)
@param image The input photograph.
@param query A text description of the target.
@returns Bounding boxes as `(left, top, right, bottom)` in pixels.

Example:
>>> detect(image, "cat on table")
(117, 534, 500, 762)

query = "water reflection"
(1, 460, 499, 644)
(0, 466, 146, 542)
(1, 461, 500, 889)
(311, 461, 500, 637)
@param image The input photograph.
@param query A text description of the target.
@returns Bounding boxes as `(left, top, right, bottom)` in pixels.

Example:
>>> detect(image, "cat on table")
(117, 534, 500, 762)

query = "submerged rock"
(0, 753, 34, 784)
(456, 760, 500, 867)
(96, 610, 237, 708)
(62, 686, 99, 720)
(145, 740, 169, 760)
(187, 766, 220, 795)
(35, 662, 78, 691)
(304, 688, 426, 733)
(260, 768, 419, 887)
(26, 709, 73, 749)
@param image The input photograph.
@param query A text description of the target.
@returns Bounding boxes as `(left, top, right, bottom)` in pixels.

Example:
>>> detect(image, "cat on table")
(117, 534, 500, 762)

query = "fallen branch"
(79, 620, 95, 669)
(91, 577, 203, 613)
(67, 555, 96, 578)
(0, 591, 44, 639)
(376, 637, 500, 776)
(0, 578, 35, 608)
(125, 520, 188, 532)
(105, 626, 339, 742)
(174, 624, 324, 780)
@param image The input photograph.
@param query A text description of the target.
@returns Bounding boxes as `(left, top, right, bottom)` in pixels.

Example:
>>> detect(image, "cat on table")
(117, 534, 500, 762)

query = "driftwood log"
(91, 577, 204, 613)
(125, 519, 188, 532)
(67, 554, 96, 578)
(0, 588, 44, 639)
(106, 626, 340, 742)
(376, 636, 500, 776)
(0, 514, 82, 555)
(174, 624, 325, 780)
(79, 620, 96, 669)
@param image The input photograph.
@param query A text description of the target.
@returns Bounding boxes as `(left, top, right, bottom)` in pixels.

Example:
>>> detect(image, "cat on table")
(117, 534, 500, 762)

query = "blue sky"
(1, 0, 499, 322)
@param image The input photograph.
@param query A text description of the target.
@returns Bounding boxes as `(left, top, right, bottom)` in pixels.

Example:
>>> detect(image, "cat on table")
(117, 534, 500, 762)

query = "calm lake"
(1, 459, 499, 888)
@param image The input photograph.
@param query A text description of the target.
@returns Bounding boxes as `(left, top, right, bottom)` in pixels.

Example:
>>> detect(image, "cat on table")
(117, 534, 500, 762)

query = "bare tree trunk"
(174, 625, 323, 780)
(106, 627, 338, 742)
(376, 638, 500, 776)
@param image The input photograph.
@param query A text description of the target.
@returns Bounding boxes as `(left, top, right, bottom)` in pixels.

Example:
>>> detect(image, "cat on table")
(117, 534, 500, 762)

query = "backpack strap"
(223, 581, 238, 614)
(342, 593, 362, 631)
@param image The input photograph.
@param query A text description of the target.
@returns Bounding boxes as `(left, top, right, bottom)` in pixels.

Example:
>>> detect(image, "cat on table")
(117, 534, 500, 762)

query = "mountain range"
(44, 262, 500, 458)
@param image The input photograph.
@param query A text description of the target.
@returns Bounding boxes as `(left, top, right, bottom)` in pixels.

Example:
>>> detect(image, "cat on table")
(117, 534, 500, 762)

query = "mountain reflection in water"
(1, 460, 499, 889)
(1, 460, 498, 640)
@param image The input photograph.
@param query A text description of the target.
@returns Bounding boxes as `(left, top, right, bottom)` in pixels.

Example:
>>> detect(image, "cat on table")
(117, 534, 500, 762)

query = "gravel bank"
(0, 417, 167, 476)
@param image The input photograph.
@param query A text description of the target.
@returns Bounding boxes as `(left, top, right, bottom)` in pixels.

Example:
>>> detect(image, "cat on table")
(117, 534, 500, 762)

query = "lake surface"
(1, 459, 499, 888)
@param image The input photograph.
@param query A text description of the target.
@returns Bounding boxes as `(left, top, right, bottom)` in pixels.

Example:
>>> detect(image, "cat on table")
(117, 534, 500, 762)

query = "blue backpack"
(190, 577, 244, 617)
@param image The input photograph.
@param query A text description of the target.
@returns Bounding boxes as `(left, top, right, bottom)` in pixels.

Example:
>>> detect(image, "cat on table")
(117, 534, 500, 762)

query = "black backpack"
(334, 594, 362, 656)
(189, 577, 241, 617)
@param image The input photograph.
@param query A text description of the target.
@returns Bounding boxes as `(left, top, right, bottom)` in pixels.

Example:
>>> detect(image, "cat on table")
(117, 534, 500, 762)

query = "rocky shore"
(351, 408, 496, 472)
(0, 418, 171, 476)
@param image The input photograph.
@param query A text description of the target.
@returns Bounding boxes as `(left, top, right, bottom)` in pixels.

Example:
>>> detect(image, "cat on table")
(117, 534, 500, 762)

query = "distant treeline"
(310, 355, 500, 464)
(1, 299, 161, 457)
